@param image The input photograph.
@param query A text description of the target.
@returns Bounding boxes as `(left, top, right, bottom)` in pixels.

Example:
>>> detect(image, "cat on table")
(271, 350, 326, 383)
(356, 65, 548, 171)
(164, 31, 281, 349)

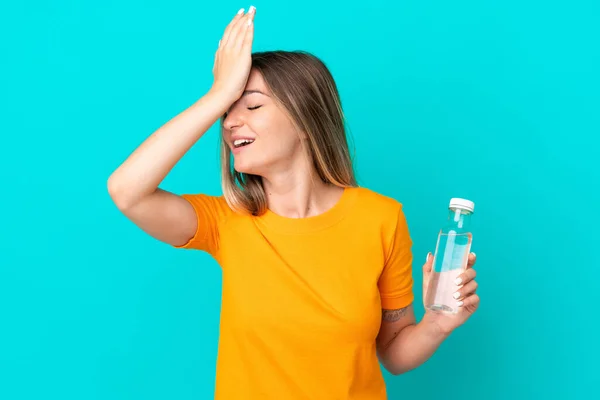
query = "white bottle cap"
(449, 198, 475, 213)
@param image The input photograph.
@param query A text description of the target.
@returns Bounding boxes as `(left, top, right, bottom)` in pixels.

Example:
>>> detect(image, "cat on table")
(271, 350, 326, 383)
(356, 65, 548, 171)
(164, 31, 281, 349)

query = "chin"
(233, 159, 260, 176)
(232, 151, 282, 177)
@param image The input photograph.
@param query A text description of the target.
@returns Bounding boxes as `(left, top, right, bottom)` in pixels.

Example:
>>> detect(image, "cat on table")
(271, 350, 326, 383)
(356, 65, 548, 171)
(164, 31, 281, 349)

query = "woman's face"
(222, 69, 305, 177)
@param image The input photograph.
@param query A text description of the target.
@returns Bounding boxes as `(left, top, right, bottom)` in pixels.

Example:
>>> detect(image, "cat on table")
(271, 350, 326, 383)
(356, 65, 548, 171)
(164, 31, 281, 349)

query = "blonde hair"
(220, 50, 357, 215)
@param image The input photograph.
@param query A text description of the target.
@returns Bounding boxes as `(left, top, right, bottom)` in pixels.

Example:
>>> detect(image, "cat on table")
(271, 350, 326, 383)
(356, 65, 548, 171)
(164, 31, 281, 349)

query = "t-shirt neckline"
(255, 186, 360, 234)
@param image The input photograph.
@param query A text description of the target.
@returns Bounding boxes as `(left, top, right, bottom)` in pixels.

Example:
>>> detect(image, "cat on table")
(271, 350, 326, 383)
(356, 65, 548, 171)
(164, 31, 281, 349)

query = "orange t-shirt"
(174, 187, 414, 399)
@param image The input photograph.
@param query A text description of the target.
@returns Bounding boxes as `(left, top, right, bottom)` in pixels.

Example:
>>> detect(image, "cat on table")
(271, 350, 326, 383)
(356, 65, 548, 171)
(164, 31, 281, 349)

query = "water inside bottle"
(425, 231, 472, 314)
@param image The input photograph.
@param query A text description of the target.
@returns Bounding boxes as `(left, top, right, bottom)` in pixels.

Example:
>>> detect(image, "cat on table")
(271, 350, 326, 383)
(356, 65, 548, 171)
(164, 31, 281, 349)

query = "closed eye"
(223, 105, 262, 119)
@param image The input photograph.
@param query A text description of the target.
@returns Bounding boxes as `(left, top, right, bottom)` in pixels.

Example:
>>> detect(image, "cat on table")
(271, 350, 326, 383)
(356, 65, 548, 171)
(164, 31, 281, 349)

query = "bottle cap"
(449, 198, 475, 213)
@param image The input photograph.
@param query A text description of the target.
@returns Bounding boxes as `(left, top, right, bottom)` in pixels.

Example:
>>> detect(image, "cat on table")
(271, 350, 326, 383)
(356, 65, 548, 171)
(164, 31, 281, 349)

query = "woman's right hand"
(211, 6, 256, 103)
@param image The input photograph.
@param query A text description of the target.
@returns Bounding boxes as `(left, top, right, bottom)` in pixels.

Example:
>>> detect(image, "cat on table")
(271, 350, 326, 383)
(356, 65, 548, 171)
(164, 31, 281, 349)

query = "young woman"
(108, 6, 480, 399)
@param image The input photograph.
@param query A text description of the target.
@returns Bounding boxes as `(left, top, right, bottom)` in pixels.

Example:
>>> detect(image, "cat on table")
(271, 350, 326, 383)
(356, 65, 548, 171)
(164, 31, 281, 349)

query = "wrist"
(207, 86, 238, 108)
(420, 311, 453, 339)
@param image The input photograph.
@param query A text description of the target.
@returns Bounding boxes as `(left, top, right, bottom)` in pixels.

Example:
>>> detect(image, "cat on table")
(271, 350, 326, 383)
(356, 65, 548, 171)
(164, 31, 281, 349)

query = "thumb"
(423, 252, 434, 275)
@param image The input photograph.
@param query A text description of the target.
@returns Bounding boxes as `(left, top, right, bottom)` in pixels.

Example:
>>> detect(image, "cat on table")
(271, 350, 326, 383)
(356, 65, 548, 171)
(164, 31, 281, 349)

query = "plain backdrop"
(1, 1, 598, 399)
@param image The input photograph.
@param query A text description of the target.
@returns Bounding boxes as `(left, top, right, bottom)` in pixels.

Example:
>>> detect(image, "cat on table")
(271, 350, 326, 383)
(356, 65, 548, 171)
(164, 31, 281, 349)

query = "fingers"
(213, 39, 221, 72)
(457, 293, 480, 309)
(453, 278, 478, 301)
(236, 7, 256, 52)
(467, 252, 477, 268)
(223, 6, 255, 50)
(455, 267, 476, 286)
(221, 8, 246, 49)
(456, 253, 479, 309)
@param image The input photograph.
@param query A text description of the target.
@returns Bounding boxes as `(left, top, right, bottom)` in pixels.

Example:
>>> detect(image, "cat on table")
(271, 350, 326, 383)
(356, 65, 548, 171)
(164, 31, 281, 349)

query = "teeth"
(233, 139, 255, 147)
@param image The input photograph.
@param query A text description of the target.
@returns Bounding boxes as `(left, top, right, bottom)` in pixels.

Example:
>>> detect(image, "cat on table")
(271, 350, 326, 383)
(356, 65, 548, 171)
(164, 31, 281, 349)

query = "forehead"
(245, 69, 269, 92)
(225, 70, 272, 114)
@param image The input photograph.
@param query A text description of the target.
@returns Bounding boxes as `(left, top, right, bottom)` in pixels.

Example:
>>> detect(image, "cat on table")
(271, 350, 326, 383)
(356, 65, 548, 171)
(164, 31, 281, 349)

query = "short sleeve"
(378, 204, 415, 309)
(172, 194, 232, 255)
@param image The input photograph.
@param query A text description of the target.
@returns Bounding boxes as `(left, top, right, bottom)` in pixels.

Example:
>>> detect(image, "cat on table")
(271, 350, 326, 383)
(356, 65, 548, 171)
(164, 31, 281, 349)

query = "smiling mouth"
(233, 139, 255, 148)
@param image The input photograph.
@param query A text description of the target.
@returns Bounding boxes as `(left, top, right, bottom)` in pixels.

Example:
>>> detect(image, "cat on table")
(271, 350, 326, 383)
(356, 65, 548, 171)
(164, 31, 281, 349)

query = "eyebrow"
(242, 89, 269, 97)
(224, 90, 269, 116)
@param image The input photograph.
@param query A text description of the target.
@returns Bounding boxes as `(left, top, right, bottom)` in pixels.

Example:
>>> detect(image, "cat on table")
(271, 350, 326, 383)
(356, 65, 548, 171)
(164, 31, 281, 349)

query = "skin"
(377, 253, 479, 375)
(107, 6, 480, 376)
(222, 69, 345, 218)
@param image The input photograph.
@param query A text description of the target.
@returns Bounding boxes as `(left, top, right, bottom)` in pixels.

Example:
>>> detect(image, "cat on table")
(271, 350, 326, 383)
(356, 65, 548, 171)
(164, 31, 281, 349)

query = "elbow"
(107, 176, 134, 211)
(379, 351, 417, 376)
(392, 366, 416, 376)
(385, 363, 414, 376)
(387, 366, 403, 376)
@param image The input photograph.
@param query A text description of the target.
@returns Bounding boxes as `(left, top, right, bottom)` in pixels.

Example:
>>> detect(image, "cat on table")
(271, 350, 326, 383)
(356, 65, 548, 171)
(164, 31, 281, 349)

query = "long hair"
(220, 50, 357, 215)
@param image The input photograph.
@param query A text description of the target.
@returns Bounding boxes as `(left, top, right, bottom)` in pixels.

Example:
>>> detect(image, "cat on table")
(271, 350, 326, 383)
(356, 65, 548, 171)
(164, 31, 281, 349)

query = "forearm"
(107, 89, 232, 208)
(380, 313, 450, 375)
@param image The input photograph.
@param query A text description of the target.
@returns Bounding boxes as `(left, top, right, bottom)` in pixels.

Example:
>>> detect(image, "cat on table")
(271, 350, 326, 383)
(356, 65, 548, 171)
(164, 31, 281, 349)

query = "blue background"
(1, 0, 598, 399)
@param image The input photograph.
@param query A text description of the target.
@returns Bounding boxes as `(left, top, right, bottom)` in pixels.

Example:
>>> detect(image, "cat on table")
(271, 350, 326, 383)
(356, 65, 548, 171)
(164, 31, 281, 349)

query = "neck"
(261, 170, 344, 219)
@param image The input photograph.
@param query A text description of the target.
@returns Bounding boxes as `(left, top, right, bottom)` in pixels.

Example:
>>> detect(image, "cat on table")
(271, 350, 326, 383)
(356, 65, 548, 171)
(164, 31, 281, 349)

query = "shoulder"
(352, 186, 405, 218)
(352, 186, 412, 236)
(181, 192, 230, 210)
(349, 186, 413, 259)
(180, 193, 236, 225)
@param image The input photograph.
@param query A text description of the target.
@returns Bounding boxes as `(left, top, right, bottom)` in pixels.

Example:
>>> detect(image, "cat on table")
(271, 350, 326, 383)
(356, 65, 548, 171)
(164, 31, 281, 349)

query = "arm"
(107, 90, 232, 246)
(376, 305, 450, 375)
(107, 9, 255, 247)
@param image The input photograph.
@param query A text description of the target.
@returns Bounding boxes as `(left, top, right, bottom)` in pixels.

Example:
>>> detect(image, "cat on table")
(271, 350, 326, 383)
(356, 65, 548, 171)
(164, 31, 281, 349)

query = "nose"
(223, 107, 244, 131)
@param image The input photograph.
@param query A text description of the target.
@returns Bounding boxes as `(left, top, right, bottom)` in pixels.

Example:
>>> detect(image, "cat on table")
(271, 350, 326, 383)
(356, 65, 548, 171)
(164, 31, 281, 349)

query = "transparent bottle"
(425, 198, 475, 314)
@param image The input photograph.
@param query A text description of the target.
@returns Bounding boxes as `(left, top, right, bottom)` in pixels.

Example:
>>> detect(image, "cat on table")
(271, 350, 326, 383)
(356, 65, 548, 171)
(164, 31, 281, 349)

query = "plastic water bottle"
(425, 198, 475, 314)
